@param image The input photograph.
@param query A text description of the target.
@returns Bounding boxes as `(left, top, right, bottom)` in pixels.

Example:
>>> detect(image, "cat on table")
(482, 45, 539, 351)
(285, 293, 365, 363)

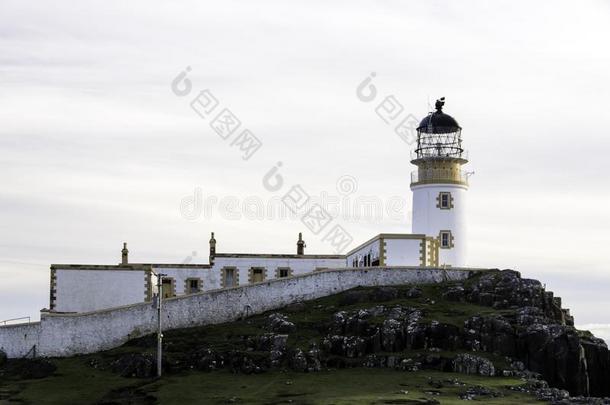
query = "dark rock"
(458, 385, 502, 400)
(464, 315, 515, 356)
(452, 353, 495, 376)
(478, 292, 495, 306)
(516, 306, 548, 326)
(323, 335, 367, 358)
(382, 318, 405, 352)
(517, 323, 590, 396)
(307, 345, 322, 372)
(427, 321, 462, 351)
(581, 337, 610, 397)
(290, 349, 308, 372)
(190, 347, 224, 371)
(442, 285, 465, 301)
(112, 353, 155, 378)
(267, 313, 296, 333)
(364, 354, 382, 368)
(405, 287, 422, 299)
(535, 386, 570, 402)
(226, 352, 263, 374)
(399, 358, 421, 371)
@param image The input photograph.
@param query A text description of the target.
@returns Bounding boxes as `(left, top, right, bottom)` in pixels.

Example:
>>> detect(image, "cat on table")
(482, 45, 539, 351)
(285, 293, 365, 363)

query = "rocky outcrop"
(101, 270, 608, 400)
(452, 353, 495, 376)
(267, 313, 296, 333)
(324, 271, 610, 397)
(582, 338, 610, 398)
(466, 270, 609, 397)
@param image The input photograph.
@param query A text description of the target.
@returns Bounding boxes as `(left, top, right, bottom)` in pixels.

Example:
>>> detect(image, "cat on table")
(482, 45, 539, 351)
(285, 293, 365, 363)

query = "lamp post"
(156, 272, 167, 378)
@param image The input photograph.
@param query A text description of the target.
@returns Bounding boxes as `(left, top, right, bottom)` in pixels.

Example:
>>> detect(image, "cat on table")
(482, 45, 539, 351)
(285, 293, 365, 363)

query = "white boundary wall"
(0, 267, 482, 358)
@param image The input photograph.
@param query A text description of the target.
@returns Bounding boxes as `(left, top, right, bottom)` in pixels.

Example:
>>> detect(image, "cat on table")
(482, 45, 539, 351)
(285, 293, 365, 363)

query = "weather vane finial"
(435, 97, 445, 112)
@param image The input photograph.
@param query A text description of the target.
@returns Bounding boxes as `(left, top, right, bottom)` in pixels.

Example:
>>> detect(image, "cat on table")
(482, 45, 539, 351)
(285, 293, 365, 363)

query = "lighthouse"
(411, 98, 469, 267)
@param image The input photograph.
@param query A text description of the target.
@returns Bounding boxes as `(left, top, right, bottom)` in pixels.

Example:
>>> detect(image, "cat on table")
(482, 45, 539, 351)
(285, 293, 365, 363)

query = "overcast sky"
(1, 0, 609, 342)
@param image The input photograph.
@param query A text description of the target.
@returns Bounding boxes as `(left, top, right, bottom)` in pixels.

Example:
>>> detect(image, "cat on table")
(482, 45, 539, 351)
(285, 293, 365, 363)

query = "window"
(278, 268, 290, 278)
(438, 192, 452, 210)
(223, 268, 237, 287)
(439, 230, 453, 249)
(186, 278, 201, 294)
(161, 278, 175, 299)
(251, 268, 264, 283)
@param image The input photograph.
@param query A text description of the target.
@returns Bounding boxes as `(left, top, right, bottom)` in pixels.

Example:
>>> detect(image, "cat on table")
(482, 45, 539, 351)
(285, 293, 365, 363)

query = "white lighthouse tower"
(411, 98, 469, 267)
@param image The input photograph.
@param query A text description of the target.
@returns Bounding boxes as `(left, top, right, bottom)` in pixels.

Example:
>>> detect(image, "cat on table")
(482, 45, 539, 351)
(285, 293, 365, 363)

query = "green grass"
(149, 369, 538, 404)
(2, 366, 539, 405)
(0, 356, 146, 404)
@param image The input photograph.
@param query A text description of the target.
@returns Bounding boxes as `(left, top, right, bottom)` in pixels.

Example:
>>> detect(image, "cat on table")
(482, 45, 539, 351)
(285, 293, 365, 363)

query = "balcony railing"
(411, 169, 469, 186)
(410, 149, 469, 161)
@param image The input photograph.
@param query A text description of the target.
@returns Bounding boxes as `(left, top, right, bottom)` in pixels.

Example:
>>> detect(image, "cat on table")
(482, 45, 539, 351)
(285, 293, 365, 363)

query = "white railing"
(0, 316, 31, 326)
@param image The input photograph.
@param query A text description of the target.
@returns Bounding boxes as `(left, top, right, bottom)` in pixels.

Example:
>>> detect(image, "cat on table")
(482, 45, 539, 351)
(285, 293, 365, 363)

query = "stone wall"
(0, 322, 41, 358)
(0, 267, 481, 358)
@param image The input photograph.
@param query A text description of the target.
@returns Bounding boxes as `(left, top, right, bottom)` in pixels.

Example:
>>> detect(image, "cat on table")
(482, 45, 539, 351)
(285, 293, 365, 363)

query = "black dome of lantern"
(417, 112, 460, 134)
(413, 97, 466, 160)
(417, 97, 461, 134)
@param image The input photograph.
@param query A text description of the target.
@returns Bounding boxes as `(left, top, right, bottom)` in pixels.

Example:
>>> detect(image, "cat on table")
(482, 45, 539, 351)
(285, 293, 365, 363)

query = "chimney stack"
(297, 232, 306, 255)
(121, 242, 129, 265)
(209, 232, 216, 264)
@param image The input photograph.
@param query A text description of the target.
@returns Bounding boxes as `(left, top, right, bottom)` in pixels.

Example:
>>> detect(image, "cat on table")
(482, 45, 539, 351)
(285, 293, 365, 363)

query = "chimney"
(297, 232, 306, 255)
(121, 242, 129, 265)
(209, 232, 216, 264)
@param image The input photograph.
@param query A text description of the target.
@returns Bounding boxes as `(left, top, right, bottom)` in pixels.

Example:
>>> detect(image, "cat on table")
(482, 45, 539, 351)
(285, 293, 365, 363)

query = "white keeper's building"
(49, 98, 471, 313)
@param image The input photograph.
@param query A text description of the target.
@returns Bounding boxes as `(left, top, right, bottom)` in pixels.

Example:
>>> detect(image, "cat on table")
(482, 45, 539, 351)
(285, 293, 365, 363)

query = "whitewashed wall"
(0, 267, 479, 358)
(54, 269, 148, 313)
(411, 184, 468, 267)
(0, 322, 40, 357)
(384, 238, 422, 266)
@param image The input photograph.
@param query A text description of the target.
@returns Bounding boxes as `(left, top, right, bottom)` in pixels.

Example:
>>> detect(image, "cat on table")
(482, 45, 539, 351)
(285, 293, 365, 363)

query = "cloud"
(0, 0, 609, 324)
